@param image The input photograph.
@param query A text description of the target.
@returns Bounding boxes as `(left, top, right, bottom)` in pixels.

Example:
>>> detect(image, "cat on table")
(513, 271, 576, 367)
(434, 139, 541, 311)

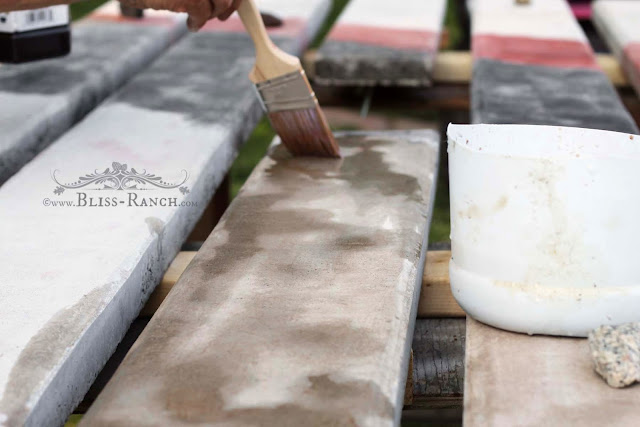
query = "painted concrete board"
(0, 2, 188, 186)
(471, 0, 637, 133)
(593, 1, 640, 99)
(315, 0, 447, 86)
(464, 318, 640, 426)
(81, 130, 439, 427)
(0, 2, 329, 425)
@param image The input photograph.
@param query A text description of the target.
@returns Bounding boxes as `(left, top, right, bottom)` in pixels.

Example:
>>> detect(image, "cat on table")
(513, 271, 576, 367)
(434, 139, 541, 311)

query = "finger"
(218, 0, 241, 21)
(184, 0, 215, 31)
(210, 0, 232, 18)
(187, 12, 208, 31)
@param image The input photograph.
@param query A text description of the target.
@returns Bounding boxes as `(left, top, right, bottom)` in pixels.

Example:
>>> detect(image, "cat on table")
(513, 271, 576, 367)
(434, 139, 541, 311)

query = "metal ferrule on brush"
(255, 70, 318, 113)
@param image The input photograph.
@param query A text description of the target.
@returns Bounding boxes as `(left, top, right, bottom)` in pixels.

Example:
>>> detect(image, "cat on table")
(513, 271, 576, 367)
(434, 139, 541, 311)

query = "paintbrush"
(237, 0, 340, 158)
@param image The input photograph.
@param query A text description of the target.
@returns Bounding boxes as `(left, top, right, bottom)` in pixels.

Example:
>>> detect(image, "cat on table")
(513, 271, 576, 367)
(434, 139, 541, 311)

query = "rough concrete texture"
(315, 0, 446, 86)
(593, 0, 640, 98)
(472, 58, 639, 133)
(81, 131, 439, 427)
(0, 3, 188, 186)
(464, 319, 640, 427)
(471, 0, 638, 134)
(589, 323, 640, 388)
(0, 1, 329, 425)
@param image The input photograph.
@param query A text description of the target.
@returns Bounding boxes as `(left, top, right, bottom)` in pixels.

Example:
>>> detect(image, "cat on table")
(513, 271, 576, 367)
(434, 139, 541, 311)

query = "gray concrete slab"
(464, 318, 640, 426)
(315, 0, 446, 86)
(472, 59, 638, 133)
(0, 2, 329, 425)
(0, 3, 188, 186)
(82, 130, 439, 427)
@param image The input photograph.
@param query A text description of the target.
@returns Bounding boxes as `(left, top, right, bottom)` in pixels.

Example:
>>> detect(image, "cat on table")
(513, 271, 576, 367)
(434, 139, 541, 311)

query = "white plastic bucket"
(448, 124, 640, 337)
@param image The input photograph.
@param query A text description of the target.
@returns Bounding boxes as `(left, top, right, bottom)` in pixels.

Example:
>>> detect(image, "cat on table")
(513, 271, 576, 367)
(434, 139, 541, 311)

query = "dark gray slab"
(472, 58, 639, 134)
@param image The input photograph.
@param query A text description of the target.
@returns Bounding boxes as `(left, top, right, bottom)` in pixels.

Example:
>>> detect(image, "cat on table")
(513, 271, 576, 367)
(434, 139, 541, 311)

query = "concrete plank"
(464, 318, 640, 427)
(593, 0, 640, 99)
(81, 130, 439, 427)
(315, 0, 447, 86)
(0, 2, 329, 425)
(0, 2, 188, 186)
(471, 0, 638, 133)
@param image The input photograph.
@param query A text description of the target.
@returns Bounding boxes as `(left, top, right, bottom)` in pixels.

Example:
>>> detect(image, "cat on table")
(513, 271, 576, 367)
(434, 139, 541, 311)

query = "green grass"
(70, 0, 108, 20)
(230, 119, 276, 198)
(311, 0, 351, 48)
(443, 0, 464, 50)
(429, 153, 451, 244)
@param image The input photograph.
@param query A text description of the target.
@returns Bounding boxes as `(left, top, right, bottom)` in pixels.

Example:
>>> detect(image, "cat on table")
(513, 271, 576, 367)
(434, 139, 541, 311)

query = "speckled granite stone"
(589, 323, 640, 388)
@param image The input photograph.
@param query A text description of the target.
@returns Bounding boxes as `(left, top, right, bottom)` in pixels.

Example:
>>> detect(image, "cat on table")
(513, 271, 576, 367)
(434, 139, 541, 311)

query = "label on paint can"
(0, 6, 69, 33)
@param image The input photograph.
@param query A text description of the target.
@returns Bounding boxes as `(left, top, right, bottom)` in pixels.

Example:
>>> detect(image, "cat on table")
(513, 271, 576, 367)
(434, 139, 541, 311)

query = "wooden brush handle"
(237, 0, 301, 82)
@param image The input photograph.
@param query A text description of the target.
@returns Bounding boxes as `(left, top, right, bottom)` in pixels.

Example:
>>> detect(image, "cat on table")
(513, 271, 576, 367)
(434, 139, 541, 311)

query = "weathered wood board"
(0, 2, 188, 186)
(471, 0, 638, 133)
(593, 0, 640, 98)
(464, 318, 640, 426)
(412, 319, 465, 399)
(0, 2, 329, 425)
(315, 0, 447, 86)
(82, 130, 440, 426)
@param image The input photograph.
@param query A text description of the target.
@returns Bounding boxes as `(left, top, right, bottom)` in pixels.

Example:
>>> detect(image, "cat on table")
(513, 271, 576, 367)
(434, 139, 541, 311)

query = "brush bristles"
(268, 104, 340, 158)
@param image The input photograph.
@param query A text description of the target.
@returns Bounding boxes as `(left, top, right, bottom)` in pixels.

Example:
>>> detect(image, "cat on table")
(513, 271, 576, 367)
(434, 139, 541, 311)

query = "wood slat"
(471, 0, 638, 133)
(82, 130, 439, 426)
(418, 251, 464, 318)
(314, 0, 447, 86)
(0, 2, 329, 425)
(0, 2, 188, 186)
(593, 0, 640, 98)
(412, 319, 465, 400)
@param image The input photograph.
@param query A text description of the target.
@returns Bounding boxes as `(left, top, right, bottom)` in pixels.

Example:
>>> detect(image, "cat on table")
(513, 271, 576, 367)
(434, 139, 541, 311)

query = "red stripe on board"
(623, 42, 640, 95)
(200, 16, 305, 38)
(473, 34, 599, 70)
(328, 24, 437, 51)
(570, 3, 591, 20)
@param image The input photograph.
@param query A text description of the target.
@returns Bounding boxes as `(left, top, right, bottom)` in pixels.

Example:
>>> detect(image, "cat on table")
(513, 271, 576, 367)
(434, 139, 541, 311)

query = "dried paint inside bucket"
(447, 124, 640, 337)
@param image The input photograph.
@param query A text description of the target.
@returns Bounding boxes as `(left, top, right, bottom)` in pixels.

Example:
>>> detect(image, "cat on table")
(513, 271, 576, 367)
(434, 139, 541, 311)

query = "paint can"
(448, 124, 640, 337)
(0, 6, 70, 63)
